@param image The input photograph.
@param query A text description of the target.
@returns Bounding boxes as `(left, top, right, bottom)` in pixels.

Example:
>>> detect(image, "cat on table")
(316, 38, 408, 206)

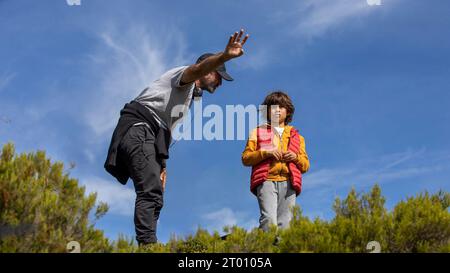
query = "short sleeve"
(171, 66, 194, 89)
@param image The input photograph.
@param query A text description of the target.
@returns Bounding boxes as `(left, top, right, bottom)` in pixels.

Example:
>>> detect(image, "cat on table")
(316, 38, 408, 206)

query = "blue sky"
(1, 0, 450, 243)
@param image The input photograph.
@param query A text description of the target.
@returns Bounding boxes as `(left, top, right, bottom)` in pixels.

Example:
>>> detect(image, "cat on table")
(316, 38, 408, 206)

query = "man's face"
(199, 71, 222, 93)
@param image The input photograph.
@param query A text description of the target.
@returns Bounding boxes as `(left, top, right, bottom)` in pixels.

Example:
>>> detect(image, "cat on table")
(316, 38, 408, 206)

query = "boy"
(242, 91, 310, 231)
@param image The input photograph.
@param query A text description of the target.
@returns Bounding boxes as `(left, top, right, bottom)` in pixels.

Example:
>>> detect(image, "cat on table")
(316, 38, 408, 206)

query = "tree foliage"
(1, 143, 449, 253)
(0, 143, 111, 252)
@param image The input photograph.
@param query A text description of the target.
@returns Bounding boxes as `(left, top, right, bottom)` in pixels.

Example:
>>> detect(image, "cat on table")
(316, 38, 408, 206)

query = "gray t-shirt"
(135, 66, 195, 130)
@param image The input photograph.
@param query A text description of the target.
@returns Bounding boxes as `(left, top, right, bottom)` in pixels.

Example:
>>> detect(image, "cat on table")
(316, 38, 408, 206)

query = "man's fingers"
(236, 29, 244, 42)
(228, 35, 234, 46)
(160, 169, 167, 184)
(226, 30, 249, 53)
(241, 34, 249, 45)
(231, 31, 238, 44)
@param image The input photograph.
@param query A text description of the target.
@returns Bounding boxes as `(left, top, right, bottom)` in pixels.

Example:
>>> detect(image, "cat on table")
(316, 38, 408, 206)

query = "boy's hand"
(282, 151, 297, 162)
(160, 168, 167, 191)
(267, 149, 283, 161)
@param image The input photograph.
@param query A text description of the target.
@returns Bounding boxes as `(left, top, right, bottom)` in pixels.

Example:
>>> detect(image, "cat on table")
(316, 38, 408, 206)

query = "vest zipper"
(275, 129, 283, 177)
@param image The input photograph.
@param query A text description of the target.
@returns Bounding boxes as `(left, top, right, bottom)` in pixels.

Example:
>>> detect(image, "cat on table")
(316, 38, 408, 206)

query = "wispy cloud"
(0, 72, 16, 92)
(83, 23, 188, 138)
(304, 148, 450, 191)
(271, 0, 393, 40)
(236, 46, 271, 71)
(201, 207, 258, 234)
(82, 176, 135, 216)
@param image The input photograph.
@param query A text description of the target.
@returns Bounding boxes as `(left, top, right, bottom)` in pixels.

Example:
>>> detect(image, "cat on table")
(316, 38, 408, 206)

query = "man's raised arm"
(180, 29, 249, 84)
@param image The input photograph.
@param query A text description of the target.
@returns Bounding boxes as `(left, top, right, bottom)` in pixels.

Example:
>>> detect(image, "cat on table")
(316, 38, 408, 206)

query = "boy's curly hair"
(262, 91, 295, 124)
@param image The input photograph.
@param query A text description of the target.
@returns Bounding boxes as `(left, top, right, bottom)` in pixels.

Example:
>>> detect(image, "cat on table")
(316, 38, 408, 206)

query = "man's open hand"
(223, 29, 249, 61)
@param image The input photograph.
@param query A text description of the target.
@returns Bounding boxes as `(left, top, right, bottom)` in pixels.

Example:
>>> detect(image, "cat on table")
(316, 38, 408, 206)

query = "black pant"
(118, 125, 163, 244)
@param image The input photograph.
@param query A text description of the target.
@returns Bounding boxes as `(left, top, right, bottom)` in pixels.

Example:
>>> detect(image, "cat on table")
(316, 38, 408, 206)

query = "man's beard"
(202, 83, 217, 94)
(198, 78, 218, 94)
(193, 84, 216, 98)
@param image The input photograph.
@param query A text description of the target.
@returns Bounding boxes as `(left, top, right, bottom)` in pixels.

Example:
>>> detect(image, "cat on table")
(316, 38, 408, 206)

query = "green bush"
(135, 185, 449, 253)
(390, 191, 450, 252)
(0, 143, 111, 252)
(1, 143, 449, 253)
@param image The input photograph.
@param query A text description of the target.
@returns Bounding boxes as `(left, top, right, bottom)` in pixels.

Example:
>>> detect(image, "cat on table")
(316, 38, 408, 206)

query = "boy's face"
(269, 105, 287, 126)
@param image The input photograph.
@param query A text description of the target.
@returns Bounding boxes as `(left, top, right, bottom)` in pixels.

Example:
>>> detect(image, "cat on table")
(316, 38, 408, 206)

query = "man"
(104, 29, 249, 246)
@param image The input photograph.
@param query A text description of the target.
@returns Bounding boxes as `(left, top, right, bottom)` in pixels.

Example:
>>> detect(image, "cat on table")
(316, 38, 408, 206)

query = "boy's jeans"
(256, 180, 296, 231)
